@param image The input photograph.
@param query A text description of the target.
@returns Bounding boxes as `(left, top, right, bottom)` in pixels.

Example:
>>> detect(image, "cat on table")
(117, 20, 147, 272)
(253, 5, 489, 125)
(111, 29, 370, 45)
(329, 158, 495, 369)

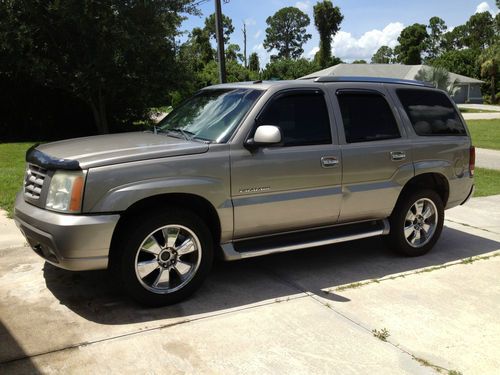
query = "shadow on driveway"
(42, 225, 500, 325)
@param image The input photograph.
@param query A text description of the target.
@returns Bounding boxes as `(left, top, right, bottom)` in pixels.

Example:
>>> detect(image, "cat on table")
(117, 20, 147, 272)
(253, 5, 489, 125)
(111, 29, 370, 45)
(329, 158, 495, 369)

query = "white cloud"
(308, 46, 319, 57)
(332, 22, 404, 62)
(254, 29, 262, 39)
(252, 43, 271, 66)
(245, 18, 257, 26)
(295, 1, 311, 12)
(475, 1, 498, 15)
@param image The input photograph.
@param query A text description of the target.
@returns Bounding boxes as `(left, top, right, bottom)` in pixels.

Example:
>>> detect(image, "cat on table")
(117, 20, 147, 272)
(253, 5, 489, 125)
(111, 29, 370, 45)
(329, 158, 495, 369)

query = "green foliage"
(442, 25, 468, 51)
(371, 46, 394, 64)
(0, 0, 196, 134)
(426, 17, 447, 60)
(263, 7, 312, 60)
(248, 52, 260, 72)
(226, 43, 243, 62)
(198, 60, 258, 86)
(395, 23, 428, 64)
(313, 1, 343, 68)
(352, 60, 367, 64)
(204, 13, 234, 45)
(464, 11, 495, 51)
(430, 49, 480, 78)
(478, 42, 500, 103)
(262, 58, 319, 80)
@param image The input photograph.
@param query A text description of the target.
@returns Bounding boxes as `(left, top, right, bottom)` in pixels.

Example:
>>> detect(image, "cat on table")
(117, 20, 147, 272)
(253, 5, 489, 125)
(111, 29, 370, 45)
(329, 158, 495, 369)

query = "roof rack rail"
(313, 76, 435, 88)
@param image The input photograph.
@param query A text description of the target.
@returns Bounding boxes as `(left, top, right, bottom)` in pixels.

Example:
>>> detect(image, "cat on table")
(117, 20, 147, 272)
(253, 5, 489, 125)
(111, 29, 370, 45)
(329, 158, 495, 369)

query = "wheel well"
(398, 173, 449, 208)
(109, 194, 222, 268)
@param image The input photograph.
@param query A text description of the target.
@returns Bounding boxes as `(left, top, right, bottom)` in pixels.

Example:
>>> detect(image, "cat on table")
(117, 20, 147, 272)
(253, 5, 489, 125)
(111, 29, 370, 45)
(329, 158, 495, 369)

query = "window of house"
(337, 91, 401, 143)
(396, 89, 466, 136)
(257, 92, 332, 146)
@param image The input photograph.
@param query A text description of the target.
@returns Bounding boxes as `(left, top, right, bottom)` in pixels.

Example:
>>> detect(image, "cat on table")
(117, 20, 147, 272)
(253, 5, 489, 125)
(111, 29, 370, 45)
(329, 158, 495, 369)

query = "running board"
(221, 219, 390, 261)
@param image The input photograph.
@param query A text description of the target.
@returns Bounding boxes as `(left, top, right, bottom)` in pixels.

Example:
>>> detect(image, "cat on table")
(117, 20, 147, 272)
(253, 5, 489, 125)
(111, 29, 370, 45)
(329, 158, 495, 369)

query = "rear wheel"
(387, 189, 444, 256)
(117, 209, 213, 306)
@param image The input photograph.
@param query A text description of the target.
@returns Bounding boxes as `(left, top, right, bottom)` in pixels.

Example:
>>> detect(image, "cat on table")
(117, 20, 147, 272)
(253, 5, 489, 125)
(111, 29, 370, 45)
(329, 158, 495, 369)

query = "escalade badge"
(239, 186, 271, 193)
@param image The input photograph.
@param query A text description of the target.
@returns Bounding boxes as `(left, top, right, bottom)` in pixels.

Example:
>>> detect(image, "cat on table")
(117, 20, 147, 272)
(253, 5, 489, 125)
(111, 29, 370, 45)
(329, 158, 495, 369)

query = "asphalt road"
(1, 196, 499, 374)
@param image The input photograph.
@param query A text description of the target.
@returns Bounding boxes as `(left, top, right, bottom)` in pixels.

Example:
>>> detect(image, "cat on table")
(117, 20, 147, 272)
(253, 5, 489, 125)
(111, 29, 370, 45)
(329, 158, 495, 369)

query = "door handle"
(321, 156, 339, 168)
(390, 151, 406, 161)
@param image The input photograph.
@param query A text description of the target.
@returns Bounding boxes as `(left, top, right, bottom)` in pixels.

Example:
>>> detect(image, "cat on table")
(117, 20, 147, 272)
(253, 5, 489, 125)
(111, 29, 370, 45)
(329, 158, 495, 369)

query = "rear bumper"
(13, 193, 119, 271)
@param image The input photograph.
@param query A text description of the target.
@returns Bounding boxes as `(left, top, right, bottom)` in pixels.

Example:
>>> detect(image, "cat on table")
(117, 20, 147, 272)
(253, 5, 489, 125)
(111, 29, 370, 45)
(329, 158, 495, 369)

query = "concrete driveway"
(1, 196, 500, 374)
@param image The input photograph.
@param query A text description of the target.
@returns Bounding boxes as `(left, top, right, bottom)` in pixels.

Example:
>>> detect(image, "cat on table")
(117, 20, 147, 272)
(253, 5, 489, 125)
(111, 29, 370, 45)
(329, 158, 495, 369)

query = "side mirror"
(245, 125, 282, 149)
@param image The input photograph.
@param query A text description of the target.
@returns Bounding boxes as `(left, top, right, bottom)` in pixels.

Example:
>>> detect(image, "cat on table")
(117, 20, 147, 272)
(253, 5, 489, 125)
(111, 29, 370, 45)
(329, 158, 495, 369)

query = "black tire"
(387, 189, 444, 257)
(117, 208, 213, 307)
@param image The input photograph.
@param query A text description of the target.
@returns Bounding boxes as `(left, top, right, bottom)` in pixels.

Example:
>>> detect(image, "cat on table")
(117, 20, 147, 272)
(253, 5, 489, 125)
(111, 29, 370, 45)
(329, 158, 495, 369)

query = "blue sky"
(181, 0, 499, 64)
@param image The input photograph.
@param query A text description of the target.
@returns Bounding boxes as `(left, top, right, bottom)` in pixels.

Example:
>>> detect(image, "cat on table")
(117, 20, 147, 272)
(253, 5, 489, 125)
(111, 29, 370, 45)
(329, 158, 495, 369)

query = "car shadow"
(43, 225, 500, 325)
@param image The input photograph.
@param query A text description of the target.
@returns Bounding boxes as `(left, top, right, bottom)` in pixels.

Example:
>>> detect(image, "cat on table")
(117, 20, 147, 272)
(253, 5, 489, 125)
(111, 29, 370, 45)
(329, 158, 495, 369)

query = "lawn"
(466, 119, 500, 150)
(459, 108, 498, 113)
(474, 168, 500, 197)
(0, 141, 499, 217)
(0, 143, 35, 217)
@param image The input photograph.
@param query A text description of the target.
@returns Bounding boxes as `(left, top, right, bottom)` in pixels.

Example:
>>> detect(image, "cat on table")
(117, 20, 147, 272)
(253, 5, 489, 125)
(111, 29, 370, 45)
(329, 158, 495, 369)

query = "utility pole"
(242, 22, 247, 68)
(214, 0, 226, 83)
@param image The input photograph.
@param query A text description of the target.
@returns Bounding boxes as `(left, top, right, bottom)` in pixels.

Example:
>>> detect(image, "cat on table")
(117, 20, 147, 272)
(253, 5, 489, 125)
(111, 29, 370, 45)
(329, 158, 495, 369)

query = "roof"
(300, 63, 483, 84)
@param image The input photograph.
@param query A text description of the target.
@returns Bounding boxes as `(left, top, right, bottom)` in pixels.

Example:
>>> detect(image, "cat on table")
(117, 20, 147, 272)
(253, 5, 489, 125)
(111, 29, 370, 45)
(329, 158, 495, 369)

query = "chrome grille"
(24, 164, 48, 200)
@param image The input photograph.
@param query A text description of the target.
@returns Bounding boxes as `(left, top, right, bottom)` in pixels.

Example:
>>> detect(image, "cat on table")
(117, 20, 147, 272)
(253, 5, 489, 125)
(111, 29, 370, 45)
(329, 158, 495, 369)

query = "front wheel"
(118, 209, 213, 306)
(387, 189, 444, 256)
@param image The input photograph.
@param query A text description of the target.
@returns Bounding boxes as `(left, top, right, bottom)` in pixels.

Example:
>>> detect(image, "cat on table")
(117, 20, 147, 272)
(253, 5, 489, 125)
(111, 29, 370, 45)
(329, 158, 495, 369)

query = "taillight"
(469, 146, 475, 176)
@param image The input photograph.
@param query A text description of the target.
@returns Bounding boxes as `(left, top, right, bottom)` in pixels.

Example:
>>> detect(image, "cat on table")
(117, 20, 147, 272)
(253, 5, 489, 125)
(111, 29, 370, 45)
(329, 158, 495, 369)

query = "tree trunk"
(491, 74, 497, 104)
(89, 88, 109, 134)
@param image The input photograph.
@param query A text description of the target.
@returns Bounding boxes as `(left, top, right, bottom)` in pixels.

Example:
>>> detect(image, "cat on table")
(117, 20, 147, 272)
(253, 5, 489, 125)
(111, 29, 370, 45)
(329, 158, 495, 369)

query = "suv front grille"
(24, 164, 48, 200)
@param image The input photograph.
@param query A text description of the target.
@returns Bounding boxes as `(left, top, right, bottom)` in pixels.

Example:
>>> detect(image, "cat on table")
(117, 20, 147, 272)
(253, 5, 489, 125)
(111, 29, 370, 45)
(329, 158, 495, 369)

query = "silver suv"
(14, 77, 475, 306)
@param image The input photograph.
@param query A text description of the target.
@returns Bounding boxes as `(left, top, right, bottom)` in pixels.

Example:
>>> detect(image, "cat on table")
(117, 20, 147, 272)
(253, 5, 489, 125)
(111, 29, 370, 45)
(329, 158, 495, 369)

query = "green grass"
(459, 108, 498, 113)
(473, 168, 500, 197)
(0, 143, 35, 217)
(466, 119, 500, 150)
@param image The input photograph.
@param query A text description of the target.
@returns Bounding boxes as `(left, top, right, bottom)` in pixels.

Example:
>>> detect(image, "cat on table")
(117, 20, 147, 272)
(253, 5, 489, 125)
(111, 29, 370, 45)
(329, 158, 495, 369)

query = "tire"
(117, 208, 214, 306)
(387, 189, 444, 257)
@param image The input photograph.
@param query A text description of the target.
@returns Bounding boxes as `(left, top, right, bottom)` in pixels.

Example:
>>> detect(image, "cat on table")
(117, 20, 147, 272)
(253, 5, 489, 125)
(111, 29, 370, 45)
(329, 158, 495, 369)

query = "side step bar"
(221, 219, 390, 261)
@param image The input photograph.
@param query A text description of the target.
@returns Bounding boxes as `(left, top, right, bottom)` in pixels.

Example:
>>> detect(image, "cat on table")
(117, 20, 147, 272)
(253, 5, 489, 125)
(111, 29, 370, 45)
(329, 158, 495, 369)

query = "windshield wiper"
(163, 128, 195, 141)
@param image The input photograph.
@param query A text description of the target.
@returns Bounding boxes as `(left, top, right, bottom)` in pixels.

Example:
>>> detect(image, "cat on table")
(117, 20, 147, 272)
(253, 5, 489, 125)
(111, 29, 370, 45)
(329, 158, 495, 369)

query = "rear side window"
(396, 89, 466, 136)
(258, 92, 332, 146)
(337, 92, 401, 143)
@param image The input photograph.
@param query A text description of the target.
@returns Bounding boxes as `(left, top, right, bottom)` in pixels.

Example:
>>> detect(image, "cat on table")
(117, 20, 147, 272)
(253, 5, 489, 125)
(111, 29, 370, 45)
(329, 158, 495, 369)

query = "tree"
(478, 42, 500, 103)
(415, 66, 458, 95)
(198, 60, 258, 85)
(0, 0, 196, 134)
(248, 52, 260, 72)
(313, 1, 343, 68)
(464, 11, 495, 50)
(189, 27, 214, 65)
(442, 25, 468, 51)
(395, 24, 429, 65)
(431, 49, 480, 78)
(352, 60, 367, 64)
(204, 13, 234, 45)
(426, 17, 447, 60)
(262, 58, 319, 80)
(226, 44, 243, 62)
(263, 7, 312, 60)
(371, 46, 394, 63)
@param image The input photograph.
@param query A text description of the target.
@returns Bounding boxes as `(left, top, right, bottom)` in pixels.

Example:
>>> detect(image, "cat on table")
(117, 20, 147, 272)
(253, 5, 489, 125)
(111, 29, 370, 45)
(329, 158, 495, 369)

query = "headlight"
(45, 170, 86, 213)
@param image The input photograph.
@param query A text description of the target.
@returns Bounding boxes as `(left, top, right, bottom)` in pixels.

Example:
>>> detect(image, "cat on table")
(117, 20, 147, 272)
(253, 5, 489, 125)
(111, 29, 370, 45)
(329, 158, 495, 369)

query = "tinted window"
(258, 92, 331, 146)
(397, 89, 466, 136)
(337, 92, 400, 143)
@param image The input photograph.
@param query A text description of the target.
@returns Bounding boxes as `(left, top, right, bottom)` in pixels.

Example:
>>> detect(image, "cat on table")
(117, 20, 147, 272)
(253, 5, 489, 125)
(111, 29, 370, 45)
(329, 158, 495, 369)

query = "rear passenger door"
(329, 84, 414, 222)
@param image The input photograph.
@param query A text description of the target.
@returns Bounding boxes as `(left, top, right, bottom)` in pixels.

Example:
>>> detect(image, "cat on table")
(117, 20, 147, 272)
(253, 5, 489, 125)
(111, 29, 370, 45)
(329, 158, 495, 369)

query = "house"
(300, 64, 483, 104)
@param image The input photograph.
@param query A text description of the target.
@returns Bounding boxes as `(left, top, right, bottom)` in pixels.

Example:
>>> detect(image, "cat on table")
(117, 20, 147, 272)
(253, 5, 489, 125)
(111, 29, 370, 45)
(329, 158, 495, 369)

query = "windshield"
(158, 88, 262, 143)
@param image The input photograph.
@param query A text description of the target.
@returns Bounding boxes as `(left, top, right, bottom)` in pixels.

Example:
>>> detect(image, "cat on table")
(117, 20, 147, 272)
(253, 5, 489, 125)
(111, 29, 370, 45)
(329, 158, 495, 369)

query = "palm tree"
(415, 66, 459, 96)
(478, 43, 499, 104)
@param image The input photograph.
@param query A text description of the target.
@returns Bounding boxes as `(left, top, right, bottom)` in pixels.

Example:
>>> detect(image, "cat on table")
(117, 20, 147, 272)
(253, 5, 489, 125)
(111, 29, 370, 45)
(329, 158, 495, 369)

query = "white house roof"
(300, 64, 483, 84)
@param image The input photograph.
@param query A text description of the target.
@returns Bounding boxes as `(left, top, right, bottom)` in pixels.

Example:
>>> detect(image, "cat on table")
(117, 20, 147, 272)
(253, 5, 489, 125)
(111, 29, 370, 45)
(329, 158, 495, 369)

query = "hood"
(34, 132, 209, 169)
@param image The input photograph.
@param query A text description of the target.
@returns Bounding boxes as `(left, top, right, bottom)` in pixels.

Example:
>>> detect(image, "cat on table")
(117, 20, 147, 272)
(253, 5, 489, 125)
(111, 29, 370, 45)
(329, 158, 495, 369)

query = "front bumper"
(14, 193, 119, 271)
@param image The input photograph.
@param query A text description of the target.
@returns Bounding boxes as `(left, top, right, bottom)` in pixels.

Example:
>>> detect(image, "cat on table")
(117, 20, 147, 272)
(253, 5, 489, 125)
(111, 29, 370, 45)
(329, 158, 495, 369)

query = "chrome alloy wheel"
(404, 198, 438, 248)
(134, 224, 202, 294)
